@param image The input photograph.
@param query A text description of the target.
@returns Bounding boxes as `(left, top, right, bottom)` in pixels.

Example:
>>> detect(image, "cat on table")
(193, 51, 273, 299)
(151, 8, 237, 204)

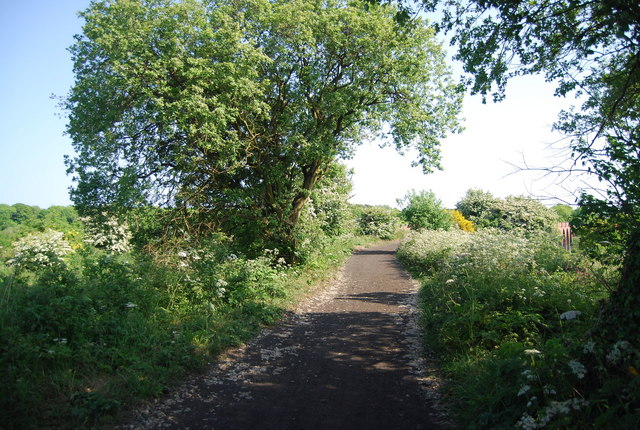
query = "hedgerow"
(398, 229, 638, 429)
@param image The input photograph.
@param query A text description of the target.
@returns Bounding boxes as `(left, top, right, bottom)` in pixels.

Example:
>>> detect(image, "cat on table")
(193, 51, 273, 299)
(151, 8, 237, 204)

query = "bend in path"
(122, 241, 450, 429)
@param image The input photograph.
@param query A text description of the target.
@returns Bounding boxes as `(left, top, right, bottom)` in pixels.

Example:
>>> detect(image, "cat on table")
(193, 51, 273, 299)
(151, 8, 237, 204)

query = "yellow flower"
(628, 366, 639, 377)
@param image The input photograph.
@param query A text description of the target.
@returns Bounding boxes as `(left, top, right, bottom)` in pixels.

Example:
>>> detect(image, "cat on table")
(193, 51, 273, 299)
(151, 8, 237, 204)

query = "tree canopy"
(398, 189, 452, 230)
(65, 0, 462, 255)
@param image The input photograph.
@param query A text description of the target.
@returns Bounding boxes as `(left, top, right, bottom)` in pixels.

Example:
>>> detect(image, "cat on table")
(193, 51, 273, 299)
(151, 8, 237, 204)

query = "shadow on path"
(122, 242, 447, 430)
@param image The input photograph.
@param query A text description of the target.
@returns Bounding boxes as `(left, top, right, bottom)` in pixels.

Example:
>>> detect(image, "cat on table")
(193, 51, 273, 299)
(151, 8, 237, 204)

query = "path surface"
(122, 242, 449, 429)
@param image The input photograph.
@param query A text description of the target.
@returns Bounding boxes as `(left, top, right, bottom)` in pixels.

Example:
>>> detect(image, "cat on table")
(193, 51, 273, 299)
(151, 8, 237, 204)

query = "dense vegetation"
(7, 0, 640, 427)
(398, 190, 638, 428)
(0, 197, 400, 428)
(423, 0, 640, 399)
(64, 0, 461, 260)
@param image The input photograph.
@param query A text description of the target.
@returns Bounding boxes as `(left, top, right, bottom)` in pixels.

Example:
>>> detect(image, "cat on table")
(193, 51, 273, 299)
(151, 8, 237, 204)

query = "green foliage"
(571, 197, 626, 266)
(398, 189, 453, 231)
(455, 189, 499, 228)
(310, 163, 356, 238)
(456, 190, 558, 234)
(64, 0, 462, 257)
(0, 204, 16, 230)
(425, 0, 640, 356)
(354, 205, 399, 240)
(0, 201, 374, 428)
(551, 204, 574, 223)
(398, 229, 638, 428)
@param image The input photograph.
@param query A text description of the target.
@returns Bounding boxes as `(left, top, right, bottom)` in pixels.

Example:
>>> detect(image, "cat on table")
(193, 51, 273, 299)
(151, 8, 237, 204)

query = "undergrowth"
(398, 229, 639, 429)
(0, 230, 376, 429)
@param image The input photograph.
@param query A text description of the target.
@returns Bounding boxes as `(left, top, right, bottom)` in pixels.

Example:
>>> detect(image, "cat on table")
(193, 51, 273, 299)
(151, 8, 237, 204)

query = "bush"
(8, 230, 74, 273)
(456, 190, 559, 234)
(449, 209, 475, 232)
(397, 229, 631, 429)
(398, 189, 453, 231)
(455, 189, 499, 228)
(354, 205, 399, 240)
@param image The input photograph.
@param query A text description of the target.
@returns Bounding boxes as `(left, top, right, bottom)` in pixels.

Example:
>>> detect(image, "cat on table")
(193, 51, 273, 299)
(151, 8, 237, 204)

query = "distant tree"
(355, 205, 399, 240)
(10, 204, 40, 225)
(0, 204, 15, 231)
(551, 204, 574, 223)
(36, 206, 80, 232)
(398, 190, 452, 230)
(455, 189, 498, 228)
(64, 0, 462, 259)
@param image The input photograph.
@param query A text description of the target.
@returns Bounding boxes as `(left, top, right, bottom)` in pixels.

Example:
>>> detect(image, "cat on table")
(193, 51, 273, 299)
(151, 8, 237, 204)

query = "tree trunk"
(288, 161, 323, 227)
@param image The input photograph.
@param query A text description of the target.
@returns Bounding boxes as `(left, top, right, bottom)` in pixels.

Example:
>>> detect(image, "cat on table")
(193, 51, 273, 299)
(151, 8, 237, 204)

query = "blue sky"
(0, 1, 582, 209)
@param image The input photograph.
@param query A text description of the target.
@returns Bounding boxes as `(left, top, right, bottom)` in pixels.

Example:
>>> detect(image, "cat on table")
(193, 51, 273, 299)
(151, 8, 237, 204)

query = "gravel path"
(121, 241, 450, 429)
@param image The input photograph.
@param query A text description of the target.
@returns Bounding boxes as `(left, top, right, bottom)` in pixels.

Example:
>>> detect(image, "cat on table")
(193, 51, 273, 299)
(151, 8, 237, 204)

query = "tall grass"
(398, 229, 638, 429)
(0, 232, 374, 428)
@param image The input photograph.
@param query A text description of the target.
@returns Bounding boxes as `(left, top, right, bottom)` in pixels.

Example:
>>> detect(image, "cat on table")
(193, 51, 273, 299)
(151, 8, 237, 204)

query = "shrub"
(398, 189, 453, 230)
(456, 190, 559, 234)
(81, 214, 132, 254)
(455, 189, 499, 228)
(490, 196, 558, 234)
(354, 205, 399, 240)
(449, 209, 475, 232)
(397, 229, 627, 428)
(8, 230, 74, 273)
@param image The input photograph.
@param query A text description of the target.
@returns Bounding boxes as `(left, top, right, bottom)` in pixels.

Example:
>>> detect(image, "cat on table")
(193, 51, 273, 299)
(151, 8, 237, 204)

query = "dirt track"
(122, 241, 449, 429)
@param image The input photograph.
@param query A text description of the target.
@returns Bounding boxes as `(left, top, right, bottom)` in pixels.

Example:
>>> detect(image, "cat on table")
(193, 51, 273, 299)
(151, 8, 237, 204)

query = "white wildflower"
(516, 413, 538, 430)
(524, 349, 542, 355)
(518, 385, 531, 396)
(583, 340, 596, 354)
(53, 337, 68, 344)
(9, 230, 73, 270)
(177, 251, 188, 258)
(527, 396, 538, 408)
(543, 385, 557, 395)
(216, 279, 228, 288)
(217, 288, 226, 298)
(568, 360, 587, 379)
(125, 302, 137, 308)
(227, 254, 238, 261)
(606, 340, 633, 364)
(560, 310, 581, 320)
(521, 369, 536, 381)
(82, 214, 132, 254)
(538, 399, 589, 427)
(445, 279, 455, 284)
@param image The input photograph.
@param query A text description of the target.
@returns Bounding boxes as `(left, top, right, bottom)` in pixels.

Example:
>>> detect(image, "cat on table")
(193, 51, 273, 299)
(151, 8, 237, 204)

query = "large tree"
(64, 0, 462, 256)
